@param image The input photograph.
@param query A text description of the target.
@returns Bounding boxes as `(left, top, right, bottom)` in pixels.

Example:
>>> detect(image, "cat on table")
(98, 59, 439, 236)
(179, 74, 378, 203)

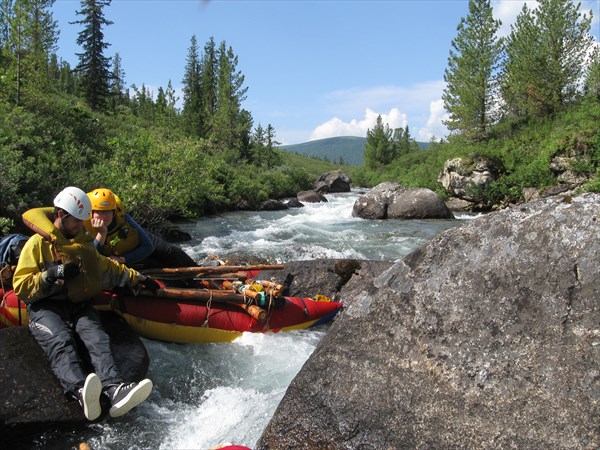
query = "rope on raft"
(201, 289, 213, 328)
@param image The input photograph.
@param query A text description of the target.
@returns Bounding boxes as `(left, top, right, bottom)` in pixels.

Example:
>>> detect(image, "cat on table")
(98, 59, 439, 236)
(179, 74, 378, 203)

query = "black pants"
(28, 299, 122, 395)
(143, 231, 198, 268)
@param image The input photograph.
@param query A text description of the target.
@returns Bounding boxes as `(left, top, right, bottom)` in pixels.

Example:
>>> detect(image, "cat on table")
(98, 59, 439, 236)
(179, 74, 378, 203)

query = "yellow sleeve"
(97, 252, 142, 290)
(12, 235, 60, 304)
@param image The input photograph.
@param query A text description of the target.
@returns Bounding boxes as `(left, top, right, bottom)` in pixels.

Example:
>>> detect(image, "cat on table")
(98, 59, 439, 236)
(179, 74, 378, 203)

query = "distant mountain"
(280, 136, 366, 166)
(280, 136, 428, 166)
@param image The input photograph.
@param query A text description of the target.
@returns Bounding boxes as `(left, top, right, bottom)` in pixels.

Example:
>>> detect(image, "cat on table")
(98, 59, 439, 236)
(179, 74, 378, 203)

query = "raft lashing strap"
(200, 289, 213, 328)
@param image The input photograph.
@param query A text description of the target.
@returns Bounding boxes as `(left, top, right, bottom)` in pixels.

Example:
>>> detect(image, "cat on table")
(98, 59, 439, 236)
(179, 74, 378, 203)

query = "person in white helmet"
(12, 186, 160, 421)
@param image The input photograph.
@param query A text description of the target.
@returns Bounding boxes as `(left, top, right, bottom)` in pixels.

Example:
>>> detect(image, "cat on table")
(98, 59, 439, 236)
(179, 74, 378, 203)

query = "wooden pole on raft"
(141, 264, 285, 276)
(139, 287, 247, 303)
(137, 287, 269, 321)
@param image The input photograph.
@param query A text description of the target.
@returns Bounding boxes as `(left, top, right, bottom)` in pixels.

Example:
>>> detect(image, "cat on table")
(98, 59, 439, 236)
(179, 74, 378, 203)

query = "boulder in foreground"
(258, 193, 600, 449)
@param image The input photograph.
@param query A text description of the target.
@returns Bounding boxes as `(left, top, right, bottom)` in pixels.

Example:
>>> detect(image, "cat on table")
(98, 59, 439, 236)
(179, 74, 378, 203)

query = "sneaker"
(106, 379, 153, 418)
(78, 373, 102, 421)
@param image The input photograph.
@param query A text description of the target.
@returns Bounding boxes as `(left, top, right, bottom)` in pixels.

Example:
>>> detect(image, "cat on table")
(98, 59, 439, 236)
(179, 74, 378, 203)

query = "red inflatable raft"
(0, 268, 343, 344)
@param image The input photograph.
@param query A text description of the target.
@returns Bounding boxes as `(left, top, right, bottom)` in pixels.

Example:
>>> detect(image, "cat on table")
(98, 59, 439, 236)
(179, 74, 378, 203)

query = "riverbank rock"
(0, 312, 150, 444)
(257, 193, 600, 449)
(352, 182, 454, 219)
(314, 170, 352, 193)
(297, 190, 328, 203)
(438, 156, 501, 200)
(258, 259, 394, 303)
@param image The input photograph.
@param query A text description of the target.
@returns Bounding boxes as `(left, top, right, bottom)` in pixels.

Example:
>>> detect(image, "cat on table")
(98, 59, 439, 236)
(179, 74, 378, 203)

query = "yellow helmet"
(87, 188, 117, 211)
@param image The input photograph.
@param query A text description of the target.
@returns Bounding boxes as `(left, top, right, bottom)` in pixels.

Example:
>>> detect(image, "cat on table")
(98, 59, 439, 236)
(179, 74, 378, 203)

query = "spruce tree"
(252, 123, 265, 166)
(73, 0, 113, 111)
(264, 123, 279, 169)
(502, 0, 594, 118)
(0, 0, 11, 50)
(3, 0, 58, 104)
(182, 34, 202, 137)
(109, 51, 125, 109)
(443, 0, 502, 141)
(210, 40, 248, 157)
(199, 36, 217, 137)
(364, 115, 393, 169)
(585, 46, 600, 99)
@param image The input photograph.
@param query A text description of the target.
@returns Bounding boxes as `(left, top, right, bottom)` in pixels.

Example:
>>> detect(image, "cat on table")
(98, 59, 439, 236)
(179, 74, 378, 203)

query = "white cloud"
(419, 99, 449, 142)
(493, 0, 599, 38)
(309, 80, 447, 142)
(492, 0, 538, 37)
(309, 108, 408, 141)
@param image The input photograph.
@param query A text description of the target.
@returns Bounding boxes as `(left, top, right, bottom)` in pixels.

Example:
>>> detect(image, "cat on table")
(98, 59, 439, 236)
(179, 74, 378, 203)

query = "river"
(31, 191, 471, 450)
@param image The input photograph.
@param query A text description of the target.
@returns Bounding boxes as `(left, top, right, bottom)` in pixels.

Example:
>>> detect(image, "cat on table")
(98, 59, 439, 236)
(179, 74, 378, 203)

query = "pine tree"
(3, 0, 58, 104)
(0, 0, 12, 79)
(584, 46, 600, 99)
(443, 0, 502, 141)
(264, 123, 280, 169)
(182, 34, 202, 136)
(199, 36, 217, 137)
(501, 0, 594, 118)
(364, 115, 393, 169)
(163, 79, 179, 128)
(73, 0, 113, 111)
(252, 123, 265, 166)
(210, 40, 248, 157)
(109, 51, 125, 109)
(0, 0, 11, 50)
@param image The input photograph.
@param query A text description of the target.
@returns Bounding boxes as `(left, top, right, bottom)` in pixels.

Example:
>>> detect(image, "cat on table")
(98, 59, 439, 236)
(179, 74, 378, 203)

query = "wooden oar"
(142, 264, 285, 276)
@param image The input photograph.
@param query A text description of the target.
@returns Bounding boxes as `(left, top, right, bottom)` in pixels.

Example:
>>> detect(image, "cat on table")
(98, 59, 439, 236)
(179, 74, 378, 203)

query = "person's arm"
(12, 236, 63, 304)
(120, 214, 154, 265)
(97, 252, 159, 292)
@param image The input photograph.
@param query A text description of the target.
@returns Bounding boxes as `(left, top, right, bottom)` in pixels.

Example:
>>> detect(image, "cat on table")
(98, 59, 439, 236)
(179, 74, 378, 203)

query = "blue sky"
(52, 0, 600, 145)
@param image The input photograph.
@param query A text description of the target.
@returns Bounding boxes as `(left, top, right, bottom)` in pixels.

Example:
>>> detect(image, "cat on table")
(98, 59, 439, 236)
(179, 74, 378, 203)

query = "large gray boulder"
(353, 182, 454, 219)
(314, 170, 352, 193)
(0, 312, 149, 443)
(297, 190, 328, 203)
(257, 193, 600, 449)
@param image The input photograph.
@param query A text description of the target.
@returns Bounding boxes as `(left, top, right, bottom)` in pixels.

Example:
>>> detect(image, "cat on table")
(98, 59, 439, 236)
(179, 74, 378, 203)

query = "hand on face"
(90, 216, 108, 233)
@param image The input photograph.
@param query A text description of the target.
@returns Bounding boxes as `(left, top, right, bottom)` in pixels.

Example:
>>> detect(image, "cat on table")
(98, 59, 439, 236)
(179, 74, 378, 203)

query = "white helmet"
(53, 186, 92, 220)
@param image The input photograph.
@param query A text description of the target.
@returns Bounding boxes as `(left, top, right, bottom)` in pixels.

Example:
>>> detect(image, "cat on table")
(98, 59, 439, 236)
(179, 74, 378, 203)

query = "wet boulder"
(297, 190, 328, 203)
(258, 259, 394, 302)
(258, 199, 289, 211)
(258, 193, 600, 449)
(0, 312, 150, 443)
(314, 170, 352, 193)
(352, 182, 454, 219)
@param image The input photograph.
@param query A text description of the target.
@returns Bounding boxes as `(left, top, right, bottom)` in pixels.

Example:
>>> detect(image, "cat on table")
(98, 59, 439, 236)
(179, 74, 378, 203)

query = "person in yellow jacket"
(13, 186, 160, 421)
(86, 188, 198, 269)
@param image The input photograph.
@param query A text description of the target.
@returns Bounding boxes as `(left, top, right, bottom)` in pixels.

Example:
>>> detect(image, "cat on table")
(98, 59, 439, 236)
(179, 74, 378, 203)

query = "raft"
(0, 272, 343, 344)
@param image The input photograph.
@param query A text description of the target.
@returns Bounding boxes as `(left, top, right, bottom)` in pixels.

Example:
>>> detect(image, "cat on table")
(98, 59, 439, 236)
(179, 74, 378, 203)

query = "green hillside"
(280, 136, 428, 166)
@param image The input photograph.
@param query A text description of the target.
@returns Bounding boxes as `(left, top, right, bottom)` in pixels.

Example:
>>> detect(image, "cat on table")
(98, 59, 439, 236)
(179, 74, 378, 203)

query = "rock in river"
(257, 193, 600, 449)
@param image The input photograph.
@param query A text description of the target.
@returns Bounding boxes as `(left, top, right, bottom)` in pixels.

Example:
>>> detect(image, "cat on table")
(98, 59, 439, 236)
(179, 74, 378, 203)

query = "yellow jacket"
(14, 211, 142, 304)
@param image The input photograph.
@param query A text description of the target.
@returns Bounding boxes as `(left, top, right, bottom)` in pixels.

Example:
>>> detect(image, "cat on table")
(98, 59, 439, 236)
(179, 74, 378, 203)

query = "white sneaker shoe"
(78, 373, 102, 421)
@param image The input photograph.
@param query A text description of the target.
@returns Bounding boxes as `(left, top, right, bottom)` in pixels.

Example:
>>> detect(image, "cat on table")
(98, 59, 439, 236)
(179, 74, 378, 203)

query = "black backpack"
(0, 234, 28, 267)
